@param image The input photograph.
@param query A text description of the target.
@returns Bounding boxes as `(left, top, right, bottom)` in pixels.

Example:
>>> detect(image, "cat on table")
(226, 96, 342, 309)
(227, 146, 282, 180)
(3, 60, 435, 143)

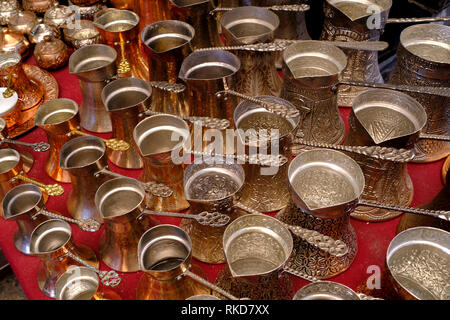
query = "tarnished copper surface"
(33, 36, 70, 70)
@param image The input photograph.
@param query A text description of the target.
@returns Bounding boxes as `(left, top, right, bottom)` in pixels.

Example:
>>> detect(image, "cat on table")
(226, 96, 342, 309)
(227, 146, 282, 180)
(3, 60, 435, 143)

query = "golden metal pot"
(33, 36, 70, 70)
(345, 89, 427, 222)
(8, 11, 38, 35)
(0, 28, 32, 59)
(63, 20, 102, 49)
(389, 24, 450, 163)
(43, 5, 73, 29)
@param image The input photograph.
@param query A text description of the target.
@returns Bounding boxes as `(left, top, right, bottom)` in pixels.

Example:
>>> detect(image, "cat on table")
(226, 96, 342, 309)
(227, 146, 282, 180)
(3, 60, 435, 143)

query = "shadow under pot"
(276, 149, 365, 279)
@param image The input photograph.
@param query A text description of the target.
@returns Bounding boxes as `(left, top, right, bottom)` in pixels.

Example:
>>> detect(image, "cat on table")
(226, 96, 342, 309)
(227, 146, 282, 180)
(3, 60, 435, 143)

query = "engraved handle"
(234, 202, 348, 257)
(210, 4, 310, 14)
(117, 40, 131, 74)
(2, 73, 15, 98)
(283, 266, 319, 282)
(359, 199, 450, 221)
(94, 167, 173, 198)
(68, 130, 130, 151)
(141, 210, 230, 227)
(38, 208, 101, 232)
(387, 16, 450, 23)
(11, 174, 64, 196)
(274, 39, 388, 51)
(216, 89, 300, 118)
(184, 270, 240, 300)
(188, 150, 288, 167)
(292, 138, 416, 163)
(337, 81, 450, 98)
(144, 110, 230, 130)
(148, 81, 186, 93)
(1, 139, 50, 152)
(419, 133, 450, 142)
(65, 251, 121, 287)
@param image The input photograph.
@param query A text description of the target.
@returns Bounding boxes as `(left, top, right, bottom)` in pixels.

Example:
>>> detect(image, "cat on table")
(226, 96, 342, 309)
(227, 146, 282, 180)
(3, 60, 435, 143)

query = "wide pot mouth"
(0, 52, 20, 69)
(93, 9, 139, 32)
(35, 98, 78, 126)
(179, 49, 240, 81)
(400, 24, 450, 65)
(102, 77, 152, 112)
(55, 266, 99, 300)
(2, 184, 43, 220)
(288, 149, 365, 211)
(95, 177, 145, 219)
(69, 44, 117, 75)
(184, 163, 245, 202)
(352, 89, 427, 144)
(327, 0, 392, 21)
(220, 6, 279, 44)
(59, 136, 106, 170)
(223, 214, 293, 278)
(293, 281, 360, 300)
(30, 219, 72, 255)
(0, 148, 20, 174)
(141, 20, 195, 54)
(283, 41, 347, 80)
(386, 227, 450, 300)
(133, 114, 190, 157)
(138, 225, 192, 274)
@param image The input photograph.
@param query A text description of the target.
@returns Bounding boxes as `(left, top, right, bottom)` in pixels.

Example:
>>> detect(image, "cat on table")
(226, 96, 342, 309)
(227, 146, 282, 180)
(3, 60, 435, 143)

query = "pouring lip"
(93, 9, 139, 32)
(326, 0, 392, 22)
(34, 98, 79, 127)
(59, 136, 106, 170)
(2, 183, 43, 220)
(101, 77, 152, 112)
(29, 219, 72, 255)
(0, 148, 20, 174)
(69, 44, 117, 75)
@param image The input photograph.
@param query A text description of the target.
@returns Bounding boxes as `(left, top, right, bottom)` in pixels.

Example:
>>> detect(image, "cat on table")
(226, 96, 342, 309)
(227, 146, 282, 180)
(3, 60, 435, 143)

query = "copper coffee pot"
(134, 0, 172, 38)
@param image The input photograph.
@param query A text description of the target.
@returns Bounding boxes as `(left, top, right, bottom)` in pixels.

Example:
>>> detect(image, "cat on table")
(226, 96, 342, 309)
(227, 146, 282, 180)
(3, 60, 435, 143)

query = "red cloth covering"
(0, 56, 445, 300)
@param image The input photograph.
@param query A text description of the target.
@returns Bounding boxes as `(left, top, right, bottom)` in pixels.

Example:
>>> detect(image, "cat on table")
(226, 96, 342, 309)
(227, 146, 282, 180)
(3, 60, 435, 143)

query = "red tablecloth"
(0, 56, 445, 300)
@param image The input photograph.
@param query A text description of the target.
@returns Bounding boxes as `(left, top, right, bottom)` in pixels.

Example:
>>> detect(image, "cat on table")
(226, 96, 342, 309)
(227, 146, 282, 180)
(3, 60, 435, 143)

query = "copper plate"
(443, 156, 450, 184)
(8, 64, 59, 138)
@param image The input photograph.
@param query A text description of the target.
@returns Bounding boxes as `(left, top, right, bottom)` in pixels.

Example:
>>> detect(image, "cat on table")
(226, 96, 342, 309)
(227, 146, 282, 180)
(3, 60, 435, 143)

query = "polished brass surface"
(280, 41, 347, 149)
(133, 114, 190, 212)
(69, 44, 116, 133)
(320, 0, 392, 106)
(0, 28, 31, 59)
(34, 36, 70, 70)
(293, 281, 360, 300)
(345, 89, 427, 221)
(8, 11, 38, 35)
(29, 23, 62, 44)
(141, 20, 194, 117)
(389, 24, 450, 163)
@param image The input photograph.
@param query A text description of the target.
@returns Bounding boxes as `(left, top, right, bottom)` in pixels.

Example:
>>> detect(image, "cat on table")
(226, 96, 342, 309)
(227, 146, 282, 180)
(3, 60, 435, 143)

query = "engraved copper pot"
(33, 36, 70, 70)
(386, 227, 450, 300)
(169, 0, 222, 49)
(93, 9, 149, 80)
(133, 114, 190, 212)
(276, 149, 365, 279)
(180, 162, 245, 264)
(69, 44, 116, 133)
(1, 184, 48, 255)
(141, 20, 194, 117)
(320, 0, 392, 107)
(22, 0, 58, 14)
(0, 28, 32, 58)
(220, 6, 282, 97)
(8, 11, 38, 35)
(389, 24, 450, 163)
(280, 41, 347, 147)
(136, 224, 211, 300)
(95, 177, 158, 272)
(214, 214, 295, 300)
(0, 0, 20, 25)
(55, 266, 122, 300)
(0, 52, 44, 128)
(43, 5, 72, 29)
(59, 136, 109, 223)
(29, 219, 99, 298)
(34, 98, 80, 183)
(345, 89, 427, 222)
(179, 49, 240, 124)
(28, 23, 62, 44)
(234, 95, 299, 212)
(67, 1, 108, 21)
(63, 20, 102, 49)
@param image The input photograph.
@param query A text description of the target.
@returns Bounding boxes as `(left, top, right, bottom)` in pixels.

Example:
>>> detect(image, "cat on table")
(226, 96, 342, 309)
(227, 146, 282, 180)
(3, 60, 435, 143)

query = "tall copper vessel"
(276, 149, 364, 279)
(69, 44, 116, 133)
(320, 0, 392, 107)
(220, 6, 282, 97)
(136, 224, 211, 300)
(345, 89, 427, 222)
(141, 20, 194, 117)
(134, 0, 172, 37)
(94, 9, 149, 80)
(133, 114, 190, 212)
(390, 24, 450, 163)
(280, 41, 347, 147)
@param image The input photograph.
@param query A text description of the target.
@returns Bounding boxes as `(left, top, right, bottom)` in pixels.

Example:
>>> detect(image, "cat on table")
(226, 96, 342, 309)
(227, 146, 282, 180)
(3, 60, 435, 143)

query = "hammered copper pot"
(220, 6, 282, 97)
(389, 24, 450, 163)
(33, 36, 70, 70)
(345, 89, 427, 222)
(320, 0, 392, 107)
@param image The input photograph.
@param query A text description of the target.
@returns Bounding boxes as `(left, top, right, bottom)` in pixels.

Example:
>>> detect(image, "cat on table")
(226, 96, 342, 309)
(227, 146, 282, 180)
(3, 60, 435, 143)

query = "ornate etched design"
(294, 281, 360, 300)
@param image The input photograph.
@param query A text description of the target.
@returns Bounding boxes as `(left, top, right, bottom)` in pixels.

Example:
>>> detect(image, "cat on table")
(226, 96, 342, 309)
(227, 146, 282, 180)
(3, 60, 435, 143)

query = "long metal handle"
(65, 251, 121, 287)
(210, 4, 310, 14)
(184, 269, 240, 300)
(95, 167, 173, 198)
(144, 110, 230, 130)
(216, 89, 300, 118)
(338, 81, 450, 98)
(234, 202, 348, 257)
(274, 39, 388, 51)
(292, 138, 416, 163)
(387, 16, 450, 23)
(1, 139, 50, 152)
(68, 130, 130, 151)
(12, 174, 64, 196)
(283, 266, 319, 282)
(419, 133, 450, 142)
(359, 199, 450, 221)
(141, 210, 230, 227)
(188, 150, 288, 167)
(148, 81, 186, 94)
(38, 208, 101, 232)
